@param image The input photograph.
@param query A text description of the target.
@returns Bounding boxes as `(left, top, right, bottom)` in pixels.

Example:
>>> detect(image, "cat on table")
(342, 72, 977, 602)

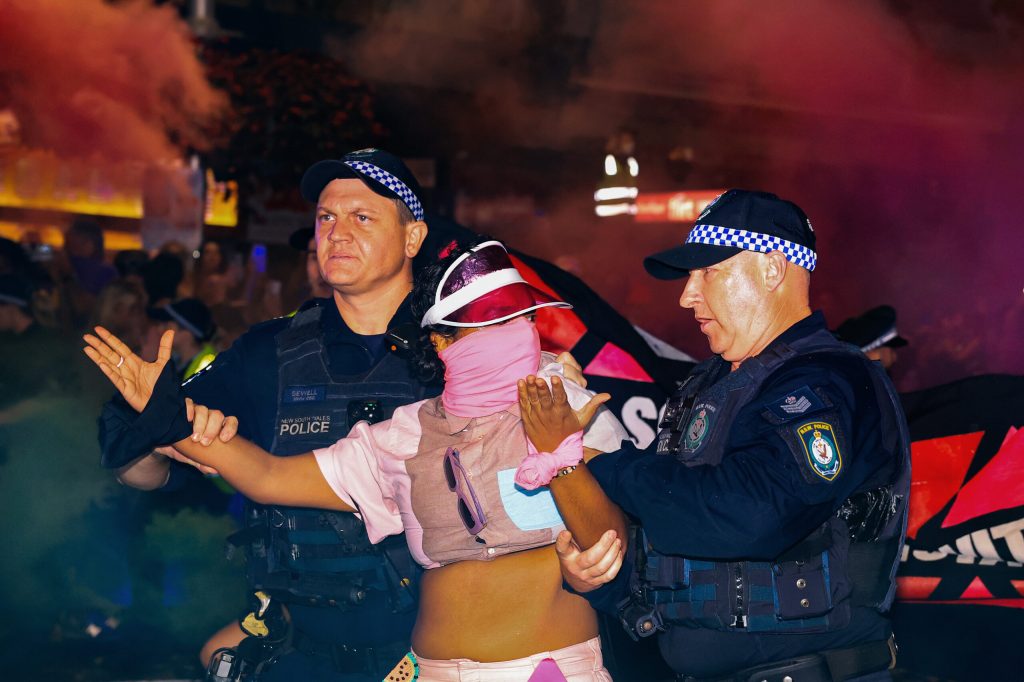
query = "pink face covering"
(439, 317, 541, 418)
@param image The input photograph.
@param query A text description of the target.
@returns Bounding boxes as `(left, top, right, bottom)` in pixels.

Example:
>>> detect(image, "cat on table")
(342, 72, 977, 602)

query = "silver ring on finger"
(116, 355, 125, 368)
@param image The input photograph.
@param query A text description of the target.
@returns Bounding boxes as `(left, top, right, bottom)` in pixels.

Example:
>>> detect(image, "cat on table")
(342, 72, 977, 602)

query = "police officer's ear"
(762, 250, 789, 292)
(404, 220, 428, 259)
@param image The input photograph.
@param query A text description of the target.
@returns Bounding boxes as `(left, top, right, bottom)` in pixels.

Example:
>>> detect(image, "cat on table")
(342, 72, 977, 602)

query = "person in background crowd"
(238, 242, 285, 323)
(289, 226, 333, 301)
(141, 252, 185, 309)
(194, 240, 232, 307)
(198, 240, 225, 275)
(0, 274, 37, 340)
(0, 237, 58, 328)
(91, 279, 148, 354)
(836, 305, 908, 372)
(1, 236, 49, 282)
(547, 190, 910, 681)
(0, 274, 77, 414)
(146, 298, 218, 380)
(114, 249, 150, 283)
(62, 219, 117, 295)
(209, 302, 249, 353)
(57, 219, 118, 328)
(157, 241, 196, 297)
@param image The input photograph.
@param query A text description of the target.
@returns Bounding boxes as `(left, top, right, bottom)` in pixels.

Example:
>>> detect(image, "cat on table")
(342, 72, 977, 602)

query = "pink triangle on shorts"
(528, 657, 568, 682)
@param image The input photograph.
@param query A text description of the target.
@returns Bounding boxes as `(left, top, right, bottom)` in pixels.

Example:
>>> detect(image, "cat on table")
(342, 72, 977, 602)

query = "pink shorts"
(411, 637, 613, 681)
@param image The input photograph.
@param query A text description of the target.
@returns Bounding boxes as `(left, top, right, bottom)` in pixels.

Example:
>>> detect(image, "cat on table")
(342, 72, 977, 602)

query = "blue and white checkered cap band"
(685, 224, 817, 271)
(344, 160, 424, 221)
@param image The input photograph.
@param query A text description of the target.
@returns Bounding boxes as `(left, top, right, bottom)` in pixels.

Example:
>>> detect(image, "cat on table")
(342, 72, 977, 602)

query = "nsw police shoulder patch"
(796, 421, 842, 481)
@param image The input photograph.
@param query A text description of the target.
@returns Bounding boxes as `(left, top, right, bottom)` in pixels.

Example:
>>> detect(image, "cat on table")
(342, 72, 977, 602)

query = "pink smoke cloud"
(561, 0, 1024, 389)
(0, 0, 227, 162)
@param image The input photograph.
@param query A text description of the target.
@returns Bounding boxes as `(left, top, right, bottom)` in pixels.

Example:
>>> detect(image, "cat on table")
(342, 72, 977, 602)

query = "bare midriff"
(411, 544, 598, 661)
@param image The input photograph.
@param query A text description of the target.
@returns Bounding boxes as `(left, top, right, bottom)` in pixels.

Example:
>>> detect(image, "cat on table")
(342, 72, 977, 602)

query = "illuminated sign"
(0, 148, 237, 226)
(0, 148, 143, 218)
(205, 169, 239, 227)
(0, 222, 142, 251)
(634, 190, 725, 223)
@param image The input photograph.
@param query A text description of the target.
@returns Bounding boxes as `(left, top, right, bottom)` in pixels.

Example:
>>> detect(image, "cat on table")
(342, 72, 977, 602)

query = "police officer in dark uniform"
(550, 190, 910, 681)
(835, 305, 908, 372)
(110, 149, 436, 681)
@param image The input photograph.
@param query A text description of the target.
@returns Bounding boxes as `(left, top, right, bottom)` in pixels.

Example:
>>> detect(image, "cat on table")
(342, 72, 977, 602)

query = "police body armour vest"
(636, 328, 910, 634)
(234, 303, 428, 611)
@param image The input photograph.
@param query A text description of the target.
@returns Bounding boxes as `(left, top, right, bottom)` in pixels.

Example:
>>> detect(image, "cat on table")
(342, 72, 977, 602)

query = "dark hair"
(141, 253, 184, 303)
(114, 249, 149, 278)
(408, 235, 490, 382)
(67, 219, 105, 254)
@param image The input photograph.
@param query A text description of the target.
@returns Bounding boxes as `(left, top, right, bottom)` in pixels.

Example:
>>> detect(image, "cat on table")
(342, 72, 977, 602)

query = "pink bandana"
(514, 431, 584, 490)
(439, 317, 541, 418)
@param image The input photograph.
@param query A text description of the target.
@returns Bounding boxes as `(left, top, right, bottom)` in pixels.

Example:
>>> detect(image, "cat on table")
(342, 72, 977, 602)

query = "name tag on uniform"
(283, 385, 327, 404)
(497, 469, 565, 531)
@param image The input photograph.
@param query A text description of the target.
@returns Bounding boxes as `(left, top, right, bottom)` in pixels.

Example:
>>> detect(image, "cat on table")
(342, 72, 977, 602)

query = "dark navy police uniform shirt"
(172, 296, 432, 646)
(587, 312, 897, 676)
(181, 298, 392, 449)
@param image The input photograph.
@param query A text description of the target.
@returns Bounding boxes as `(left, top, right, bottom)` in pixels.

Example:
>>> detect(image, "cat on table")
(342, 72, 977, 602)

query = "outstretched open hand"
(83, 326, 174, 412)
(517, 375, 610, 453)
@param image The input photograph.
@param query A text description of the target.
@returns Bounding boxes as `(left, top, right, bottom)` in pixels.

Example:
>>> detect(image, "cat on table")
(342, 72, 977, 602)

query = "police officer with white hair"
(526, 190, 910, 681)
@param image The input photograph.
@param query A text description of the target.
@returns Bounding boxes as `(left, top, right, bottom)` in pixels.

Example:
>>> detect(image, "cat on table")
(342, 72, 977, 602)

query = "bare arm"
(116, 452, 171, 490)
(548, 451, 628, 550)
(517, 376, 629, 550)
(116, 443, 226, 489)
(174, 403, 351, 511)
(83, 325, 353, 512)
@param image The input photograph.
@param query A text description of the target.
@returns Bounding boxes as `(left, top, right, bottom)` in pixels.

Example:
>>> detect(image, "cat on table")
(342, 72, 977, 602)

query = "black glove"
(97, 361, 193, 469)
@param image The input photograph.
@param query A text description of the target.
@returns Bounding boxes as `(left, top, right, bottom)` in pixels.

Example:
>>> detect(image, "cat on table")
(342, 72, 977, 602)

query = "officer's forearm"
(172, 436, 352, 512)
(116, 451, 171, 490)
(550, 454, 629, 551)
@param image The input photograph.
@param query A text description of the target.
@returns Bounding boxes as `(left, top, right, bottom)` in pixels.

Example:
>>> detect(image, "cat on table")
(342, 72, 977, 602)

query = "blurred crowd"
(0, 220, 326, 680)
(0, 219, 328, 400)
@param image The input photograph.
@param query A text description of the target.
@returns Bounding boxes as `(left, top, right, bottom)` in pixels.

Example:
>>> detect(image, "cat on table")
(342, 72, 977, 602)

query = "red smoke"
(329, 2, 1024, 390)
(532, 1, 1024, 390)
(0, 0, 227, 162)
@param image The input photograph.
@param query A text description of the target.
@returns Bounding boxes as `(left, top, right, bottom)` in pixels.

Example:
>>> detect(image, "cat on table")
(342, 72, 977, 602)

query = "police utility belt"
(675, 635, 897, 682)
(290, 630, 410, 676)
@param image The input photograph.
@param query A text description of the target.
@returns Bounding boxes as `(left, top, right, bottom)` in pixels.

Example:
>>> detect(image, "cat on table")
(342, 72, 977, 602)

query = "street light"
(595, 130, 639, 217)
